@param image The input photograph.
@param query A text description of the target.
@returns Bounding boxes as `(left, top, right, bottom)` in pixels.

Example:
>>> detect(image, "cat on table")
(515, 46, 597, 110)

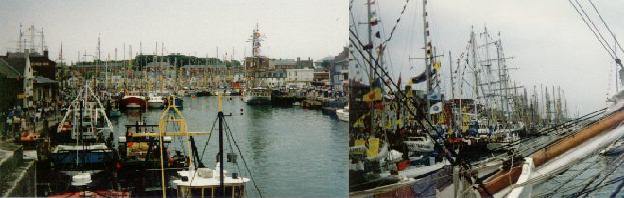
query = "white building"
(286, 68, 314, 88)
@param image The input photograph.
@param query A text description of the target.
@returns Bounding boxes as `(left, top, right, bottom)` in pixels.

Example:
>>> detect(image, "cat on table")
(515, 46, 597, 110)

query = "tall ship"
(243, 24, 272, 105)
(348, 0, 536, 196)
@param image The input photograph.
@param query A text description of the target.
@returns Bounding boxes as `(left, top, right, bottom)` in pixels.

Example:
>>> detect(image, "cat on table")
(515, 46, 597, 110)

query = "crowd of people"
(1, 99, 64, 141)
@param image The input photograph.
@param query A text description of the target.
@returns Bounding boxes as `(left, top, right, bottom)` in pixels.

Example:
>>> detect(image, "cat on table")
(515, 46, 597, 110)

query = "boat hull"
(336, 109, 349, 122)
(120, 96, 146, 109)
(50, 149, 114, 168)
(148, 101, 163, 108)
(243, 95, 271, 105)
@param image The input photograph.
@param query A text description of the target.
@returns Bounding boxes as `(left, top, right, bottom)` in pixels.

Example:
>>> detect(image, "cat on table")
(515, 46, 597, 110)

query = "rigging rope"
(568, 0, 616, 60)
(223, 119, 264, 198)
(350, 31, 494, 196)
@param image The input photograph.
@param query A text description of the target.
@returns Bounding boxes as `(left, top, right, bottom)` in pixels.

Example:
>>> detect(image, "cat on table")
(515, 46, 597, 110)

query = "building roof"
(0, 58, 21, 78)
(0, 57, 26, 76)
(34, 76, 57, 84)
(270, 59, 297, 66)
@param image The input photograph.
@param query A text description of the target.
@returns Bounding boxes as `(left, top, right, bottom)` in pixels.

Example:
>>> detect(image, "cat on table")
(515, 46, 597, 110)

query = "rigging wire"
(223, 118, 264, 198)
(586, 0, 624, 55)
(350, 31, 494, 196)
(198, 118, 218, 164)
(572, 0, 616, 56)
(568, 0, 616, 60)
(380, 0, 411, 45)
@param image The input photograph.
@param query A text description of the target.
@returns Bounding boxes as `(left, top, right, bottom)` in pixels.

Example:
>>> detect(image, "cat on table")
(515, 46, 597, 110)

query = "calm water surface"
(110, 96, 348, 197)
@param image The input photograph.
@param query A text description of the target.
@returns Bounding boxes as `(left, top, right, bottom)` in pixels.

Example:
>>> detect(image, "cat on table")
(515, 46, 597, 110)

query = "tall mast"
(59, 42, 63, 63)
(449, 51, 454, 99)
(217, 94, 225, 196)
(366, 0, 374, 84)
(423, 0, 432, 121)
(18, 23, 23, 52)
(40, 28, 46, 54)
(97, 33, 101, 81)
(470, 29, 479, 116)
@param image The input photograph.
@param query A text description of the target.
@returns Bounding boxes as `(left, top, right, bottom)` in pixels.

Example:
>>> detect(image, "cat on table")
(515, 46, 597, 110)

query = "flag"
(411, 69, 435, 84)
(433, 60, 441, 72)
(427, 91, 441, 101)
(353, 113, 368, 128)
(363, 78, 383, 102)
(363, 87, 382, 102)
(370, 17, 379, 26)
(429, 102, 443, 114)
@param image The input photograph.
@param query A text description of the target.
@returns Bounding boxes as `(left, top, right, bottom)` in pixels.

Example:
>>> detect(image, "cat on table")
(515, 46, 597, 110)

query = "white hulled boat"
(336, 106, 349, 122)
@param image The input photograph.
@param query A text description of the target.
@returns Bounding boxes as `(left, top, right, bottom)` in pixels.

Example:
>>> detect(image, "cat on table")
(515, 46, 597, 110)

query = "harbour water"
(110, 96, 348, 197)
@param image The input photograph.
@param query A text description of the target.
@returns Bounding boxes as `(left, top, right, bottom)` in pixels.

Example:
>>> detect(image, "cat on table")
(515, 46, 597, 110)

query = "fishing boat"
(147, 92, 164, 109)
(244, 88, 271, 105)
(171, 94, 251, 197)
(195, 90, 212, 97)
(116, 118, 188, 196)
(108, 100, 122, 118)
(336, 106, 349, 122)
(46, 83, 125, 196)
(163, 95, 184, 109)
(173, 163, 250, 197)
(120, 92, 147, 109)
(398, 135, 447, 178)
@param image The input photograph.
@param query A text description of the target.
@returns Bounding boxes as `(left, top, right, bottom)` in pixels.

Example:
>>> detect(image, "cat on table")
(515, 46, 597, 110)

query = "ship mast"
(423, 0, 432, 121)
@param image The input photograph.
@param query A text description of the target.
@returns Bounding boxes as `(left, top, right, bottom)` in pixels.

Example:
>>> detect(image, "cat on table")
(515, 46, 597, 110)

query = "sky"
(350, 0, 624, 116)
(0, 0, 348, 62)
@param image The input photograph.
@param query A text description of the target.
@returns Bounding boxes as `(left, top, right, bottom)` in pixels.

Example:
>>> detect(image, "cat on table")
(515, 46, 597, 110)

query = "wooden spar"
(532, 109, 624, 166)
(481, 108, 624, 195)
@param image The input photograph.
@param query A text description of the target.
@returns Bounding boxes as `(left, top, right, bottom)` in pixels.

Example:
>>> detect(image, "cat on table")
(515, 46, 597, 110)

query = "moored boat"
(120, 95, 147, 109)
(147, 92, 164, 109)
(337, 106, 349, 122)
(243, 87, 271, 105)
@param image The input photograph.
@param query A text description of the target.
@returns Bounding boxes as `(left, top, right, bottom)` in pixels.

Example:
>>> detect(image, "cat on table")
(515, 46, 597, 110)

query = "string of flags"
(382, 0, 411, 45)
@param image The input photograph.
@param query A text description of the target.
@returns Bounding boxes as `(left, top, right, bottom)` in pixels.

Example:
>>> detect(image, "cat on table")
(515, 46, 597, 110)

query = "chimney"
(43, 50, 49, 58)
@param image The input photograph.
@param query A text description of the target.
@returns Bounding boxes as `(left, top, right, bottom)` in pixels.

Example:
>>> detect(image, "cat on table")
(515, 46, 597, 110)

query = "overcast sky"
(350, 0, 624, 116)
(0, 0, 347, 62)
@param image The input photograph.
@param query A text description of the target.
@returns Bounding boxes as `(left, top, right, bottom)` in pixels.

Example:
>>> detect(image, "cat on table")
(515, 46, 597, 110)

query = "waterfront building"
(0, 51, 58, 111)
(286, 68, 314, 88)
(330, 47, 349, 93)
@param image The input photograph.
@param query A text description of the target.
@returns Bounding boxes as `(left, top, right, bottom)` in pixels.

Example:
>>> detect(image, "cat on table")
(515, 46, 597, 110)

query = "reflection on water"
(110, 96, 348, 197)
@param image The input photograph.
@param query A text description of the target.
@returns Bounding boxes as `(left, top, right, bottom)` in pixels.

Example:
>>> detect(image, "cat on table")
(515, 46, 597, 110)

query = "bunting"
(411, 69, 436, 84)
(363, 78, 383, 102)
(381, 0, 411, 44)
(433, 60, 441, 72)
(429, 102, 443, 114)
(363, 87, 382, 102)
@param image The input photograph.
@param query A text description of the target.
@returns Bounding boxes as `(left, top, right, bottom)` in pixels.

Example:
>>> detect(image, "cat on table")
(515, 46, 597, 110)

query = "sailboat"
(243, 24, 272, 105)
